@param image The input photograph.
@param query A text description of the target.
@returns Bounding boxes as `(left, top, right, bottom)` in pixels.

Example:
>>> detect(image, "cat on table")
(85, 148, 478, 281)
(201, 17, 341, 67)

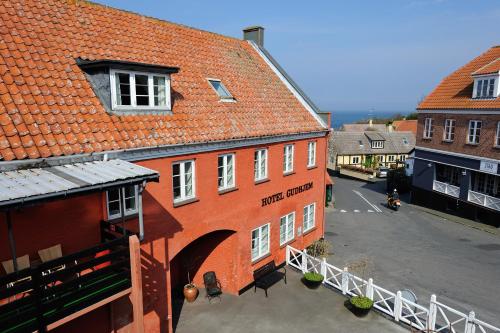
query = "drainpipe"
(138, 181, 146, 241)
(5, 211, 18, 272)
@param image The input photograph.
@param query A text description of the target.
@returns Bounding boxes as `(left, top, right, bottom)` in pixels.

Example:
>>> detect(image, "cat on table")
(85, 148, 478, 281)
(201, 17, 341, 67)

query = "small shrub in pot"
(303, 272, 324, 289)
(349, 296, 373, 317)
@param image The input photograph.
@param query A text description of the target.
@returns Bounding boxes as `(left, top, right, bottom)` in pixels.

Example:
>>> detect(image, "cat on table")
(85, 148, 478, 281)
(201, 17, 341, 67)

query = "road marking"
(340, 209, 347, 213)
(354, 209, 360, 213)
(352, 190, 383, 212)
(367, 210, 374, 213)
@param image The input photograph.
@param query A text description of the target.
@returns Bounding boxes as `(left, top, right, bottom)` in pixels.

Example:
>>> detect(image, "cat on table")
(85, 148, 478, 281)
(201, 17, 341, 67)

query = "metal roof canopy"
(0, 159, 159, 209)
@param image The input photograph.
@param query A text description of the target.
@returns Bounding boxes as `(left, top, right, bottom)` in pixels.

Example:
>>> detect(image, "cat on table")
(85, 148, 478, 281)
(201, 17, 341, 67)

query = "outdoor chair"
(2, 255, 30, 275)
(38, 244, 79, 285)
(203, 271, 222, 302)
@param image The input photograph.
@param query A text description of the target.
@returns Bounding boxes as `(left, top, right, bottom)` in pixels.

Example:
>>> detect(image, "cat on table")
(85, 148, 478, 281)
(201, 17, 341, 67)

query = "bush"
(306, 238, 332, 258)
(303, 272, 324, 282)
(350, 296, 374, 309)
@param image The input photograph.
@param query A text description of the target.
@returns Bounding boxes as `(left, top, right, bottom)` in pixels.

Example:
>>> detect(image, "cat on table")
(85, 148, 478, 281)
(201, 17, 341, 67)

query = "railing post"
(366, 278, 374, 300)
(286, 246, 291, 265)
(428, 294, 437, 332)
(128, 235, 144, 333)
(341, 267, 349, 295)
(301, 249, 308, 274)
(394, 291, 402, 322)
(32, 266, 47, 333)
(465, 311, 476, 333)
(320, 258, 327, 282)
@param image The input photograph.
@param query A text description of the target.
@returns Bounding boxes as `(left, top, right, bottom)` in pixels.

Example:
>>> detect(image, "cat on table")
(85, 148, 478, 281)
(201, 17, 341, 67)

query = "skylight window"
(403, 138, 409, 145)
(208, 79, 234, 100)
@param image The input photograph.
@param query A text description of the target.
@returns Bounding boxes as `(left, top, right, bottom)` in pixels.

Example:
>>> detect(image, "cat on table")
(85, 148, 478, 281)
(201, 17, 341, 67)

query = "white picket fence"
(286, 245, 500, 333)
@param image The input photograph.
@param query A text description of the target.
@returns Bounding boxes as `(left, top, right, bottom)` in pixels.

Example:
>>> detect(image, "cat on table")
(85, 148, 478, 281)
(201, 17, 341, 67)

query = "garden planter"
(183, 284, 198, 302)
(349, 296, 373, 317)
(302, 272, 324, 289)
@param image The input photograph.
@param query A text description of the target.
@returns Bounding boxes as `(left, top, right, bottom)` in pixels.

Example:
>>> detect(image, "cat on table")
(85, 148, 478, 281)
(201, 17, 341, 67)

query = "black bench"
(253, 261, 286, 297)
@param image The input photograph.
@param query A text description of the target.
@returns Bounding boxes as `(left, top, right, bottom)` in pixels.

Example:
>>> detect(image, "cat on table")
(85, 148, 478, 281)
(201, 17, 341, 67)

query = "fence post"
(286, 245, 290, 265)
(428, 294, 437, 332)
(366, 278, 374, 300)
(465, 311, 476, 333)
(341, 267, 349, 295)
(320, 258, 327, 282)
(394, 291, 402, 322)
(301, 249, 308, 274)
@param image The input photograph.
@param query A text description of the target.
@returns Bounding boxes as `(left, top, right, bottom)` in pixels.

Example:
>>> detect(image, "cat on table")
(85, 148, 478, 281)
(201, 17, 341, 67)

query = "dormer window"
(472, 74, 499, 99)
(371, 140, 384, 149)
(110, 70, 171, 110)
(208, 79, 234, 101)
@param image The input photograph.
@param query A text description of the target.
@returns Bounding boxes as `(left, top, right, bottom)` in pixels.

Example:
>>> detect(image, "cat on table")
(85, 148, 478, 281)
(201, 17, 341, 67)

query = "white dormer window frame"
(371, 140, 384, 149)
(110, 69, 171, 110)
(472, 75, 499, 99)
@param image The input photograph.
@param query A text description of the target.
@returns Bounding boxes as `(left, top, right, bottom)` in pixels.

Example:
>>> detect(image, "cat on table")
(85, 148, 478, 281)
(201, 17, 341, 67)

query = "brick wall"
(416, 113, 500, 160)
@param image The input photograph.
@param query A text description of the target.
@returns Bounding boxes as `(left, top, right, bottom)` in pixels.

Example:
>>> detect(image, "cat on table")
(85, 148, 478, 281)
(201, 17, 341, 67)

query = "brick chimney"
(243, 26, 264, 47)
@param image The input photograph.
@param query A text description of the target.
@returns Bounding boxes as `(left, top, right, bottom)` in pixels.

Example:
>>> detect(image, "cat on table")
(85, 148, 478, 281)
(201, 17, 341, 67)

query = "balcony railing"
(432, 180, 460, 198)
(0, 236, 131, 333)
(468, 190, 500, 212)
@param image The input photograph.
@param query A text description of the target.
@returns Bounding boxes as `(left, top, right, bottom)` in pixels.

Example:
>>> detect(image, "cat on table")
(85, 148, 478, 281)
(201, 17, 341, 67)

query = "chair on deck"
(203, 271, 222, 302)
(2, 255, 30, 275)
(38, 244, 79, 284)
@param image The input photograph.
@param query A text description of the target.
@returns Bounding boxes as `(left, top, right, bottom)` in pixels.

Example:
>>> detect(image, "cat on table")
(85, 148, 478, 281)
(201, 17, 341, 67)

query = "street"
(325, 176, 500, 325)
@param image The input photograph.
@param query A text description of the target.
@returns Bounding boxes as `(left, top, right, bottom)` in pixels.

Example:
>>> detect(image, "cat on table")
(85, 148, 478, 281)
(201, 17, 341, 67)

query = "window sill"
(279, 238, 296, 249)
(442, 139, 454, 143)
(422, 137, 433, 140)
(307, 165, 318, 170)
(466, 142, 479, 146)
(173, 197, 199, 208)
(218, 187, 238, 195)
(251, 252, 271, 265)
(303, 227, 316, 236)
(219, 98, 237, 103)
(255, 178, 270, 185)
(105, 213, 139, 223)
(283, 171, 295, 177)
(494, 145, 500, 149)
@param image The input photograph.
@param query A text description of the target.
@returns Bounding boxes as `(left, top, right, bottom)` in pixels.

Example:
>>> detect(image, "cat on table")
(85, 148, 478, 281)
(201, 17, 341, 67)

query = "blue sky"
(95, 0, 499, 112)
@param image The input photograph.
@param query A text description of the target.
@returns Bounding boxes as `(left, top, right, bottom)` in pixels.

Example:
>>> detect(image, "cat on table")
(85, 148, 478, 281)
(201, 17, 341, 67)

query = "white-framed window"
(279, 212, 295, 245)
(172, 160, 195, 203)
(283, 144, 294, 174)
(423, 118, 433, 138)
(495, 122, 500, 147)
(254, 149, 268, 181)
(110, 69, 170, 110)
(352, 156, 360, 164)
(474, 78, 496, 98)
(251, 224, 270, 261)
(467, 120, 482, 144)
(218, 153, 235, 190)
(106, 185, 138, 220)
(303, 203, 315, 232)
(208, 79, 233, 100)
(388, 155, 395, 162)
(371, 141, 384, 149)
(443, 119, 455, 141)
(307, 141, 316, 167)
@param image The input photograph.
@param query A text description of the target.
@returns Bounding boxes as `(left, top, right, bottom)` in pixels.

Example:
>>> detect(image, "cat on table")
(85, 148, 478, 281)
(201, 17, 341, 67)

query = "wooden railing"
(433, 180, 460, 198)
(468, 190, 500, 212)
(0, 237, 131, 333)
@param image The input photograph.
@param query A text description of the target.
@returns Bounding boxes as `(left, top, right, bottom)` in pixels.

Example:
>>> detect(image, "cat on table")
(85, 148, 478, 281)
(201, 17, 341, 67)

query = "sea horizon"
(327, 110, 414, 129)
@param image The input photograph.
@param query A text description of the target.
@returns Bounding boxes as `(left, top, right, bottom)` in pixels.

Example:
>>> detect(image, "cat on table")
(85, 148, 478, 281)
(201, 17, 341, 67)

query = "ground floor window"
(280, 212, 295, 245)
(435, 164, 461, 186)
(387, 155, 395, 162)
(303, 203, 315, 232)
(471, 172, 500, 197)
(106, 185, 138, 219)
(352, 156, 360, 164)
(251, 224, 270, 261)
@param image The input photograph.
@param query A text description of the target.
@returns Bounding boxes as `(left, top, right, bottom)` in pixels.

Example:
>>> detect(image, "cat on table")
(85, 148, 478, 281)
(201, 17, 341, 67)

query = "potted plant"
(306, 238, 332, 259)
(182, 257, 200, 303)
(302, 272, 324, 289)
(349, 295, 373, 317)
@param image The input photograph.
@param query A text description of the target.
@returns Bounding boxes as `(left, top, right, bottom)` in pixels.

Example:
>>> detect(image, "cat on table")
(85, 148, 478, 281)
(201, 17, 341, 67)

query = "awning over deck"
(0, 159, 159, 208)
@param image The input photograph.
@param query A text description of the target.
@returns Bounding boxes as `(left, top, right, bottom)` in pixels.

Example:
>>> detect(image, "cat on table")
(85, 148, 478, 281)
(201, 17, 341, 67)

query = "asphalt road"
(325, 175, 500, 326)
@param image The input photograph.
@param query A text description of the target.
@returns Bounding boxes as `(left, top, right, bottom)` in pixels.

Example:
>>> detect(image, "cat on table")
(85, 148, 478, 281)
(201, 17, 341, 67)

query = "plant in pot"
(303, 272, 324, 289)
(302, 238, 332, 289)
(346, 256, 374, 317)
(182, 256, 200, 303)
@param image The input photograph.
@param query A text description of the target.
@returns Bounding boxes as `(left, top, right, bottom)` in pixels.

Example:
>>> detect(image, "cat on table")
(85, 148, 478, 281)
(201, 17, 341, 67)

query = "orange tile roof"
(473, 58, 500, 76)
(418, 46, 500, 110)
(392, 120, 417, 135)
(0, 0, 325, 161)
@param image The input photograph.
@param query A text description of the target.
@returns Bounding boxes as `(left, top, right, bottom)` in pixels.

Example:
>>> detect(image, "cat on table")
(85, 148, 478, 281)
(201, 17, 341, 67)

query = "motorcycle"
(386, 194, 401, 211)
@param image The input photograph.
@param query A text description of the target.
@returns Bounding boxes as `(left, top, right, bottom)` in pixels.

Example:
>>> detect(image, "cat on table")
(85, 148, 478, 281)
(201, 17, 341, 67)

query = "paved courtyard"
(174, 270, 407, 333)
(327, 175, 500, 326)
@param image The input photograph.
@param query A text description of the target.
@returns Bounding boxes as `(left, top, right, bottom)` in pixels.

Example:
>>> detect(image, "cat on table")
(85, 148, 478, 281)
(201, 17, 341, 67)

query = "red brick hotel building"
(0, 1, 330, 332)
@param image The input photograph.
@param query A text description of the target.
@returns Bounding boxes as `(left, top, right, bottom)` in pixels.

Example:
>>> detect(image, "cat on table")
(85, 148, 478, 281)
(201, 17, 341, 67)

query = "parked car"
(377, 167, 389, 178)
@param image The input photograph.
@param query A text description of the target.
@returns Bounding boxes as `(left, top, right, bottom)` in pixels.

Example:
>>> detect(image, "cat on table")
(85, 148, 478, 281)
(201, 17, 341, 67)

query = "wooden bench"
(253, 261, 286, 297)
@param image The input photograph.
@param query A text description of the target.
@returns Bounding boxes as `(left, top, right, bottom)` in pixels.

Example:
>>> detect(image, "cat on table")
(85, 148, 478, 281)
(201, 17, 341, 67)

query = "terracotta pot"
(183, 284, 198, 303)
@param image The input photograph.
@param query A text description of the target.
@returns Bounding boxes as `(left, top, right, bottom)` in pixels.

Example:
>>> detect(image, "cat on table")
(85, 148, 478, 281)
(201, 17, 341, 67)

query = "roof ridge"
(78, 0, 245, 44)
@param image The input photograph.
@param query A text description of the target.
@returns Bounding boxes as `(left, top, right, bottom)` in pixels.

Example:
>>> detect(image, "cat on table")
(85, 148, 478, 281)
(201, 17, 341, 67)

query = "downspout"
(5, 211, 18, 272)
(138, 181, 146, 241)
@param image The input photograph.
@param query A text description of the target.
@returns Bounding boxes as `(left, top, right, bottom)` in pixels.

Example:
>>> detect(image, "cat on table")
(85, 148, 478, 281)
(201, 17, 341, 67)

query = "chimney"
(243, 26, 264, 47)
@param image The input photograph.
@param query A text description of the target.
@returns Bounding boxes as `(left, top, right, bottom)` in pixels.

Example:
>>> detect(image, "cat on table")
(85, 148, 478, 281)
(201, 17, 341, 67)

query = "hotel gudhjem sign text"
(261, 182, 313, 207)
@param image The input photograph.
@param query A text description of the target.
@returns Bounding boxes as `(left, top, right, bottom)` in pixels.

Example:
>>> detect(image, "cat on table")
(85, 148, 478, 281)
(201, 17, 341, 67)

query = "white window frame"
(371, 141, 383, 149)
(283, 144, 294, 174)
(303, 203, 316, 232)
(280, 212, 295, 245)
(207, 78, 234, 101)
(172, 160, 196, 203)
(218, 153, 235, 191)
(473, 77, 498, 99)
(423, 118, 433, 139)
(307, 141, 316, 167)
(496, 122, 500, 147)
(254, 149, 268, 181)
(110, 69, 171, 110)
(251, 224, 270, 261)
(352, 156, 360, 164)
(443, 119, 455, 142)
(467, 120, 482, 145)
(106, 185, 139, 220)
(388, 155, 395, 162)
